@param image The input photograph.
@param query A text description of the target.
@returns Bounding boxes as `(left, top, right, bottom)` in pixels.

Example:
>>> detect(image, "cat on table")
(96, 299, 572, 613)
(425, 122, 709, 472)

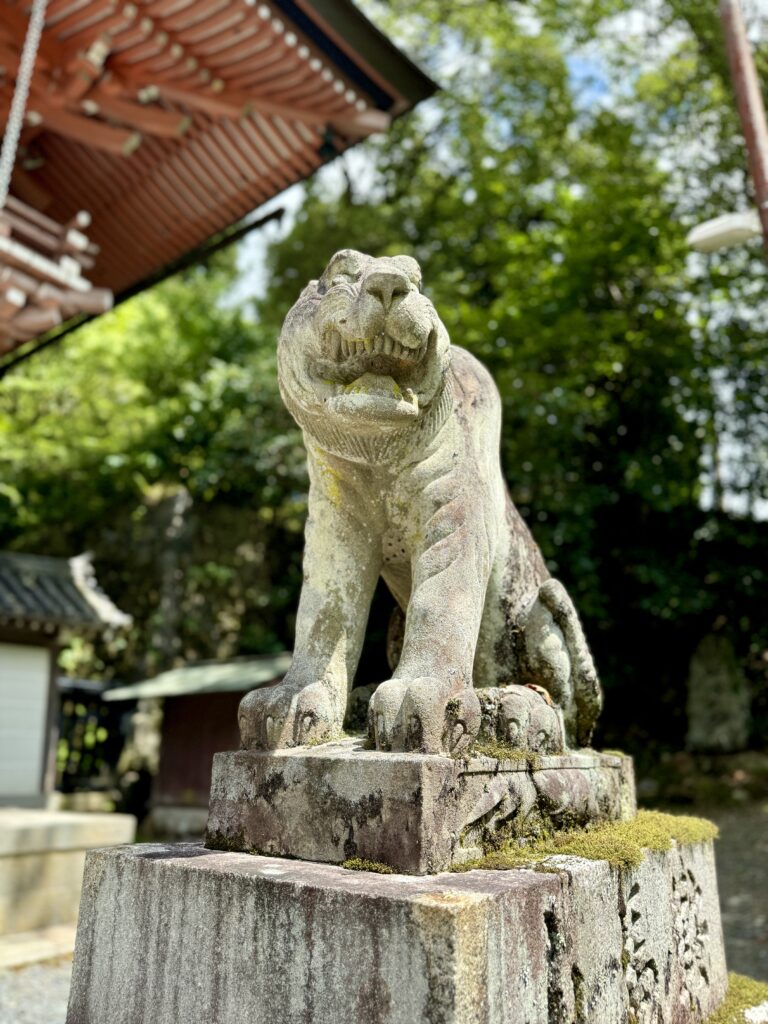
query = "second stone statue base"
(205, 737, 636, 873)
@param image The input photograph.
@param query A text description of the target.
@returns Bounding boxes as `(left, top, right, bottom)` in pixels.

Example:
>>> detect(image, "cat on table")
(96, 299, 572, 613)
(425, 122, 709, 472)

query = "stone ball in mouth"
(329, 371, 420, 421)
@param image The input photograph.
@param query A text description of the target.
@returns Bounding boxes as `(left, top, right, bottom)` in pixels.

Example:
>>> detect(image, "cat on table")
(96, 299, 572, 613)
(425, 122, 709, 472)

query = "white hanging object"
(0, 0, 49, 209)
(686, 210, 762, 252)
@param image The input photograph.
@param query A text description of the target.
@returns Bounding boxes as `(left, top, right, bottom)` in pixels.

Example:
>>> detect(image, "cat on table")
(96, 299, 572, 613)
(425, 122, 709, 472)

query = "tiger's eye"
(331, 271, 359, 286)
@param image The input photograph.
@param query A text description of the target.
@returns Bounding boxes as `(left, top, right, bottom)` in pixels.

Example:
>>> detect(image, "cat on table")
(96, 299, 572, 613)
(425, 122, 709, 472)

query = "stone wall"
(0, 809, 135, 936)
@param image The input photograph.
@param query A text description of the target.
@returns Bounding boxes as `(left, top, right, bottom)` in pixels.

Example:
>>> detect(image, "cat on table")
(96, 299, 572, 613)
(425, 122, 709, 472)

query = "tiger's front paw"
(238, 680, 343, 750)
(400, 678, 480, 755)
(368, 678, 409, 751)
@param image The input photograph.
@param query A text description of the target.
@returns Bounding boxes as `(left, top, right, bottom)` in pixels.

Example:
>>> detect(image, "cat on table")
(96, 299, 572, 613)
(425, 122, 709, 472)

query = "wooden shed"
(103, 652, 289, 834)
(0, 551, 130, 806)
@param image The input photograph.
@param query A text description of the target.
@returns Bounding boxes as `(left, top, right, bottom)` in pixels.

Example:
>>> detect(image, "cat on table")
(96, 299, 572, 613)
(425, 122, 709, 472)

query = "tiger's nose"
(364, 270, 410, 310)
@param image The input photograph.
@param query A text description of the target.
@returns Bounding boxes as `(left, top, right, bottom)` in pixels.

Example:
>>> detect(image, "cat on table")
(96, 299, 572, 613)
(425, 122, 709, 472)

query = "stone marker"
(66, 253, 731, 1023)
(686, 633, 751, 752)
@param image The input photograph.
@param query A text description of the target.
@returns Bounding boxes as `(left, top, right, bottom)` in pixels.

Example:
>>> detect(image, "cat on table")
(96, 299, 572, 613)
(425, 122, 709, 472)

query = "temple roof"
(0, 0, 435, 307)
(0, 551, 131, 633)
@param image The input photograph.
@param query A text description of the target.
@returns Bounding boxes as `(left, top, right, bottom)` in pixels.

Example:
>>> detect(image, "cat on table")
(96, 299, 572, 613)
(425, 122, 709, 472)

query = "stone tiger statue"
(239, 250, 602, 755)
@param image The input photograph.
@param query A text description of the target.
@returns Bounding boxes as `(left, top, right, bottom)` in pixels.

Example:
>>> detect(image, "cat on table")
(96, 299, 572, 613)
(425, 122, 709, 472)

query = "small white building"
(0, 551, 130, 807)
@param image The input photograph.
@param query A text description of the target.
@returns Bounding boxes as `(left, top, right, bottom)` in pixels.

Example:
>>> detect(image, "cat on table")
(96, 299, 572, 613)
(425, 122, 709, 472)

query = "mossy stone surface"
(461, 738, 543, 769)
(705, 972, 768, 1023)
(452, 809, 718, 872)
(341, 857, 395, 874)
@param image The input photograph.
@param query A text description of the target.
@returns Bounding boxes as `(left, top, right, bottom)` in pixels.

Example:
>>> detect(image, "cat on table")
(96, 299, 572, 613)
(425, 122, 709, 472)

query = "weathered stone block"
(619, 839, 725, 1024)
(204, 737, 638, 872)
(205, 738, 635, 873)
(66, 838, 727, 1024)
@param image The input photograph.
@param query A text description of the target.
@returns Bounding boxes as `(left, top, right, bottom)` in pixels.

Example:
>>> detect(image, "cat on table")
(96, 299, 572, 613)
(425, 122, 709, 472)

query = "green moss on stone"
(342, 857, 395, 874)
(465, 739, 543, 770)
(204, 830, 256, 855)
(705, 972, 768, 1023)
(452, 810, 719, 872)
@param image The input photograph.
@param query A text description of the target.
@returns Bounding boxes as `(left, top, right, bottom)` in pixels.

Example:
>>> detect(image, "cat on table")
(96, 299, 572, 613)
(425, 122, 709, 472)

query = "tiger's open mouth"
(326, 328, 428, 362)
(313, 327, 435, 386)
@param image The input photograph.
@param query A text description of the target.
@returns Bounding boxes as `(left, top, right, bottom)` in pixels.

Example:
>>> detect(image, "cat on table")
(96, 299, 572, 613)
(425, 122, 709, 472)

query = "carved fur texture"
(238, 250, 602, 754)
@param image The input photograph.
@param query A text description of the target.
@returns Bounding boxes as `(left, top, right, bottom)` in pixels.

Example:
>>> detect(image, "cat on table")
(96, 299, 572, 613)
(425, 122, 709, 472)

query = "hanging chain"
(0, 0, 49, 209)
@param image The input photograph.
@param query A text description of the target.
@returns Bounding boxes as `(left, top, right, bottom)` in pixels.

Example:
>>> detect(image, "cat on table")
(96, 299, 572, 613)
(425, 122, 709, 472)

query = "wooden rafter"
(0, 195, 112, 349)
(80, 88, 191, 136)
(0, 0, 431, 333)
(28, 94, 142, 153)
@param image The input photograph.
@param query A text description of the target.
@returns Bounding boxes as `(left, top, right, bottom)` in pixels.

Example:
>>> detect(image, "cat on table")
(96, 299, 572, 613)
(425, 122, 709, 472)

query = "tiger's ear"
(298, 279, 320, 299)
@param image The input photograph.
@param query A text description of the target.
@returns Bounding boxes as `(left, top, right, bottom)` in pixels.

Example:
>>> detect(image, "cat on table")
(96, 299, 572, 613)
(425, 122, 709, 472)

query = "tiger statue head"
(277, 250, 451, 449)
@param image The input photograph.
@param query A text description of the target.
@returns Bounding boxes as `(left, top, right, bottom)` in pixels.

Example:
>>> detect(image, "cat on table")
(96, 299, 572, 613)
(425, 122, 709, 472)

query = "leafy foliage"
(0, 251, 307, 679)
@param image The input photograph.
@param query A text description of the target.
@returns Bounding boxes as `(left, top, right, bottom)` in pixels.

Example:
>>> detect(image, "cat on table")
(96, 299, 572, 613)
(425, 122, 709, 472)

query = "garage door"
(0, 643, 50, 798)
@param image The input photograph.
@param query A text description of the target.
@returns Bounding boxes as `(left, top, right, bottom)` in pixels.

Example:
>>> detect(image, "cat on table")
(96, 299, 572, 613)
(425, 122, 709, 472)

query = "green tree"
(255, 0, 768, 747)
(0, 250, 307, 679)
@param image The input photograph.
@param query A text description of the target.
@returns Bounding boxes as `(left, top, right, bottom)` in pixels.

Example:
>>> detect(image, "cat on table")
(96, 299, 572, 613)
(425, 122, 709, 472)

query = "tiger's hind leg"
(521, 578, 602, 748)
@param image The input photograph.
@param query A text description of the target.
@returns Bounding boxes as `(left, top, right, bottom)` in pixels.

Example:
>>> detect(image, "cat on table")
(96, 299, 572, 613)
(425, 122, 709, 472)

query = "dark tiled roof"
(0, 552, 130, 633)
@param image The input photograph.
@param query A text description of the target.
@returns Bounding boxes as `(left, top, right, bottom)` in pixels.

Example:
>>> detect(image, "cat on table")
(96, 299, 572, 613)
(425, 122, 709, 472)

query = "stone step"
(0, 923, 76, 969)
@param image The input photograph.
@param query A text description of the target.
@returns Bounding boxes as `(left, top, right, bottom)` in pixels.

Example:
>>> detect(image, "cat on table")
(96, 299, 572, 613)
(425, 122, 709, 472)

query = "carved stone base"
(66, 839, 727, 1024)
(205, 738, 636, 874)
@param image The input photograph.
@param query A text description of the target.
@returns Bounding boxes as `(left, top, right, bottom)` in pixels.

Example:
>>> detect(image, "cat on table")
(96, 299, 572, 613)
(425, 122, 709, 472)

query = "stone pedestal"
(205, 738, 636, 873)
(66, 837, 727, 1024)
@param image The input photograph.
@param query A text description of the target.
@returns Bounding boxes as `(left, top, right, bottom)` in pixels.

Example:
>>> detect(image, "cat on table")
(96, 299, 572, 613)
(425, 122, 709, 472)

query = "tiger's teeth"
(363, 338, 373, 353)
(340, 338, 348, 358)
(382, 336, 393, 355)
